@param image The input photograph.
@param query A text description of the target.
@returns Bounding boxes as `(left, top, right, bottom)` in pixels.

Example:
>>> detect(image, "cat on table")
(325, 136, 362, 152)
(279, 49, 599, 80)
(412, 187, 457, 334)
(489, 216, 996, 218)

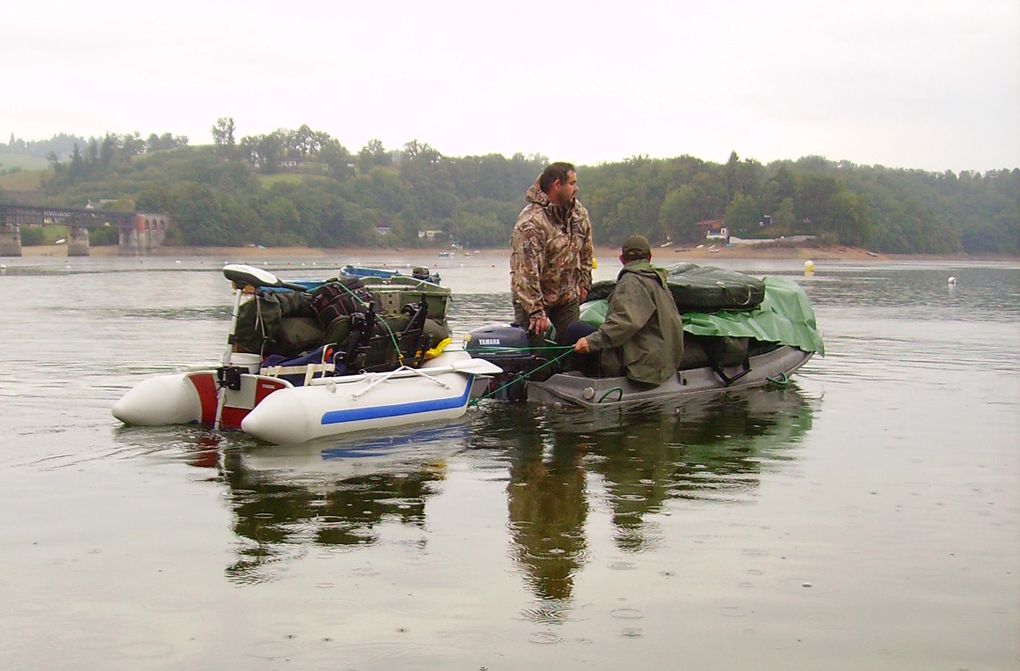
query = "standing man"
(510, 162, 594, 341)
(573, 235, 685, 385)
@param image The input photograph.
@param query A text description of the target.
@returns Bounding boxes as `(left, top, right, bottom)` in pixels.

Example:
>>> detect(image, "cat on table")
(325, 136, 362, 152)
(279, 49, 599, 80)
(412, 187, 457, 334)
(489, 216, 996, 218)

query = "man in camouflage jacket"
(574, 235, 685, 386)
(510, 162, 594, 341)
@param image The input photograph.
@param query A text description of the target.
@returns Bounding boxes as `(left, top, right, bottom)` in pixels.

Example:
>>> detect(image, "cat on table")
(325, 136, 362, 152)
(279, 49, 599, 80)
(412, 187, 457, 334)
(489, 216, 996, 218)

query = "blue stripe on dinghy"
(320, 375, 473, 425)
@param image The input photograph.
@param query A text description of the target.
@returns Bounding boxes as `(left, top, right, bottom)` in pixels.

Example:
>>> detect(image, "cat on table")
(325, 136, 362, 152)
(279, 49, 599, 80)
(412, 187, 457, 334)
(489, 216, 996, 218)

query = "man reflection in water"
(503, 408, 588, 609)
(571, 235, 685, 384)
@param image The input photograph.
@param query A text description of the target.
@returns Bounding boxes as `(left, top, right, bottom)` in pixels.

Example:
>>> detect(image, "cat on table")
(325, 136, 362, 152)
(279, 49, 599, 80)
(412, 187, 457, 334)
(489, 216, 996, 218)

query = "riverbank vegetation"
(2, 121, 1016, 254)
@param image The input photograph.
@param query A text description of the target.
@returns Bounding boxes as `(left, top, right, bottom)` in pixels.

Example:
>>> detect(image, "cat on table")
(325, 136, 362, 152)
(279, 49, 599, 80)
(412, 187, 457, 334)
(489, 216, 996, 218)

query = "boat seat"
(259, 346, 336, 386)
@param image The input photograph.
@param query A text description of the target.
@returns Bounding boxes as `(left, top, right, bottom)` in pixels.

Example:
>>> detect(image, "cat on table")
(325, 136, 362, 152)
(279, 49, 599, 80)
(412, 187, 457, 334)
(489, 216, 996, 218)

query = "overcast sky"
(3, 0, 1018, 172)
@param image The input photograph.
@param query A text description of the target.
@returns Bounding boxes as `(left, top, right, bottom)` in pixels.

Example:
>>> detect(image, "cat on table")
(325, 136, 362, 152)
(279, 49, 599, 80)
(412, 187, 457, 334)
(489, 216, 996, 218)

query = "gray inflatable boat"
(466, 273, 823, 409)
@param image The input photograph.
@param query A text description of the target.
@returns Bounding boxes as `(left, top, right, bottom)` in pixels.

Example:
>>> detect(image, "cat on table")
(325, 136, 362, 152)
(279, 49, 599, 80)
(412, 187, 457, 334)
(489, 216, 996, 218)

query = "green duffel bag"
(699, 335, 749, 367)
(235, 290, 316, 354)
(678, 333, 710, 370)
(235, 293, 283, 354)
(276, 317, 325, 357)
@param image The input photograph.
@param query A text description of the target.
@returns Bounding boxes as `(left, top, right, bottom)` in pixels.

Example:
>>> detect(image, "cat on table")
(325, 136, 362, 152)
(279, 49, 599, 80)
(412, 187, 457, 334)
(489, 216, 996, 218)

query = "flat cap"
(621, 234, 651, 260)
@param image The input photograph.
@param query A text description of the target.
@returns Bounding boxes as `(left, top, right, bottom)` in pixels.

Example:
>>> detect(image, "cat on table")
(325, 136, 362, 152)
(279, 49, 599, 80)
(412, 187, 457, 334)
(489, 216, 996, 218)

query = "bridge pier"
(0, 223, 22, 257)
(118, 226, 140, 255)
(118, 213, 169, 255)
(68, 225, 90, 257)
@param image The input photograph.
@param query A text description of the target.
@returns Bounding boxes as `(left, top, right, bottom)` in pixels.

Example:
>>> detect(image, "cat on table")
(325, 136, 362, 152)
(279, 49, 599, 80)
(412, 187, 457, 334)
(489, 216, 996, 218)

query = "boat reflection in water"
(219, 424, 468, 584)
(129, 386, 815, 596)
(471, 386, 817, 617)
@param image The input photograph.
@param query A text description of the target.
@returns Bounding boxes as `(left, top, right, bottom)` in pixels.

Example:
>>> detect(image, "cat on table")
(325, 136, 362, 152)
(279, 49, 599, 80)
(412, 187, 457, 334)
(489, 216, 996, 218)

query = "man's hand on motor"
(529, 313, 551, 335)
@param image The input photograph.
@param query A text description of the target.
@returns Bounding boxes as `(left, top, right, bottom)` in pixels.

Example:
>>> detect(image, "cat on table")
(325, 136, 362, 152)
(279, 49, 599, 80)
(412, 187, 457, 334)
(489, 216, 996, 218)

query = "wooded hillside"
(3, 123, 1016, 254)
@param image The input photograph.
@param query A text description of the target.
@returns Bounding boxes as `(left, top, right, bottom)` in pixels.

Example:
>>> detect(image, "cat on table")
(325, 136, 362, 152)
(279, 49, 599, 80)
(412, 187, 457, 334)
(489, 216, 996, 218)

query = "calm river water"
(0, 252, 1017, 670)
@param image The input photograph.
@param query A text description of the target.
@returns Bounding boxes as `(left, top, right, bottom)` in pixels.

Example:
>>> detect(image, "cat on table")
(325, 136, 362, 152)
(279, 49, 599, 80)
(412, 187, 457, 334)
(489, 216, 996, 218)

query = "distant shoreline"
(16, 243, 1018, 263)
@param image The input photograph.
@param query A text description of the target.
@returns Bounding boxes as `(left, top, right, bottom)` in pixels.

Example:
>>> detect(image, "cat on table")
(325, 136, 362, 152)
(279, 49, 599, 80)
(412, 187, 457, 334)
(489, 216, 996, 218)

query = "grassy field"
(0, 153, 49, 171)
(0, 167, 47, 190)
(19, 224, 67, 246)
(256, 172, 333, 187)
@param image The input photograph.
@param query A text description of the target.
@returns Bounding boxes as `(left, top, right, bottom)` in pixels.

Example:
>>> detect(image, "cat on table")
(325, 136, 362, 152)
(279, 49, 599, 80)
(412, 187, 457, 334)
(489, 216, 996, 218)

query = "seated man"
(573, 235, 685, 385)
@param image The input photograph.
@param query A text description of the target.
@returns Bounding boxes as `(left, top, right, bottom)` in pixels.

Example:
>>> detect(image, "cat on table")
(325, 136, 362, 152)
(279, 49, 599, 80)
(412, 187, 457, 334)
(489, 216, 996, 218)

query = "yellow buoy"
(804, 260, 815, 275)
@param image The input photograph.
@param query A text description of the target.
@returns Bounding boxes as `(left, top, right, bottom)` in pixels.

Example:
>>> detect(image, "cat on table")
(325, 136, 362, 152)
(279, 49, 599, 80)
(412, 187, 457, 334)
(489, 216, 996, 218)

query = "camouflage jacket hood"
(524, 181, 573, 225)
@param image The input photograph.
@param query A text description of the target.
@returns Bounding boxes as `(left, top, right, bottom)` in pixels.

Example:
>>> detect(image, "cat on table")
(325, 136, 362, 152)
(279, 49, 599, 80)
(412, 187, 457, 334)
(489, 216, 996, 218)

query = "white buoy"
(0, 264, 6, 272)
(804, 260, 815, 274)
(948, 276, 957, 285)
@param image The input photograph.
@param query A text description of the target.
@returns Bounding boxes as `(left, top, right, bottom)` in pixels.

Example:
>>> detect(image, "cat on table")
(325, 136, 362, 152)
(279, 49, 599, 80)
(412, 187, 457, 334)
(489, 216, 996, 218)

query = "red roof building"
(695, 219, 729, 241)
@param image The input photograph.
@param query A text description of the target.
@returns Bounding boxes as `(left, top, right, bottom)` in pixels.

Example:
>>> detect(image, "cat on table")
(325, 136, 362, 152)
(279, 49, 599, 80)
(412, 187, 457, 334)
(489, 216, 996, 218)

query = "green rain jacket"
(585, 260, 685, 385)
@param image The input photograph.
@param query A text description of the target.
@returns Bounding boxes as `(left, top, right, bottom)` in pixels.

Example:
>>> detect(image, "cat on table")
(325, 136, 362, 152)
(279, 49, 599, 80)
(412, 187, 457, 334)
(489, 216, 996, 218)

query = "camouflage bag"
(309, 278, 374, 328)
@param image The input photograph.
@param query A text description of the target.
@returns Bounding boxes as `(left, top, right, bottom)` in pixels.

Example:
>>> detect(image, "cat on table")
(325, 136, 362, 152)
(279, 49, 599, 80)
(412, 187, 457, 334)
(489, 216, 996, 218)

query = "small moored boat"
(465, 264, 823, 408)
(112, 264, 500, 444)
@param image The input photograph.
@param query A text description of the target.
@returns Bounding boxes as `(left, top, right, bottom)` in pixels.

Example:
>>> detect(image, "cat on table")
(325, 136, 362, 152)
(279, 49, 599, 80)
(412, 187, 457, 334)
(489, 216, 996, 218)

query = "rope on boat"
(597, 387, 624, 403)
(469, 346, 575, 407)
(470, 345, 576, 353)
(765, 372, 790, 386)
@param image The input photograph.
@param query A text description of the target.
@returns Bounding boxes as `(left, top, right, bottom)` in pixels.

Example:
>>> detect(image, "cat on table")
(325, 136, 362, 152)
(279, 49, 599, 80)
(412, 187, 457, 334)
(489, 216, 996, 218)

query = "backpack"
(309, 278, 375, 327)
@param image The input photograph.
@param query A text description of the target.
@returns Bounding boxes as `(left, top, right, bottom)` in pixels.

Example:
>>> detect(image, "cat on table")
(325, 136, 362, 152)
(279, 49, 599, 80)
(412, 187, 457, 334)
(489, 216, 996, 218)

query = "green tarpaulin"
(580, 276, 825, 355)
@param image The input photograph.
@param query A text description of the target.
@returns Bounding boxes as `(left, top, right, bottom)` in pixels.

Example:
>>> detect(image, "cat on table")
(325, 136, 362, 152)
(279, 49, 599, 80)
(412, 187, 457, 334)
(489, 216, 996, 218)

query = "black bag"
(587, 263, 764, 314)
(665, 265, 764, 313)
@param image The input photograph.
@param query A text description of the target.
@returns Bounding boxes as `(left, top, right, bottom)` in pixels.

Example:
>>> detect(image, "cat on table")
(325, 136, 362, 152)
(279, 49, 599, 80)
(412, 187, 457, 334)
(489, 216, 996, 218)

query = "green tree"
(168, 183, 237, 245)
(212, 117, 236, 153)
(402, 139, 441, 165)
(358, 139, 391, 173)
(659, 185, 708, 242)
(451, 210, 504, 247)
(724, 193, 761, 236)
(248, 133, 284, 173)
(772, 197, 796, 232)
(86, 137, 99, 175)
(20, 227, 45, 245)
(260, 195, 302, 245)
(99, 134, 117, 168)
(68, 143, 84, 182)
(764, 164, 797, 212)
(827, 189, 868, 246)
(796, 174, 840, 232)
(122, 132, 145, 156)
(319, 138, 353, 180)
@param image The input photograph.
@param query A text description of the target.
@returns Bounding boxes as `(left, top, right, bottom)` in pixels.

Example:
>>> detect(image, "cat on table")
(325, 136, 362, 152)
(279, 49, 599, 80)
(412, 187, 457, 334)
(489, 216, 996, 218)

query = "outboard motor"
(411, 266, 441, 284)
(465, 324, 550, 401)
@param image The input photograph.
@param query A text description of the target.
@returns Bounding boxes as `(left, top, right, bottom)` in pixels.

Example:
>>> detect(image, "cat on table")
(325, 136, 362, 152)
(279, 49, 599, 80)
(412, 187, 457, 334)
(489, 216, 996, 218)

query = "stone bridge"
(0, 204, 171, 256)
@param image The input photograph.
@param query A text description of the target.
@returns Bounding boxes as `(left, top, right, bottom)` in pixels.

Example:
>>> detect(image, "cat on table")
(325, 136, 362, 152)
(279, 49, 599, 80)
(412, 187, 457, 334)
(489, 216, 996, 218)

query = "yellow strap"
(423, 337, 452, 360)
